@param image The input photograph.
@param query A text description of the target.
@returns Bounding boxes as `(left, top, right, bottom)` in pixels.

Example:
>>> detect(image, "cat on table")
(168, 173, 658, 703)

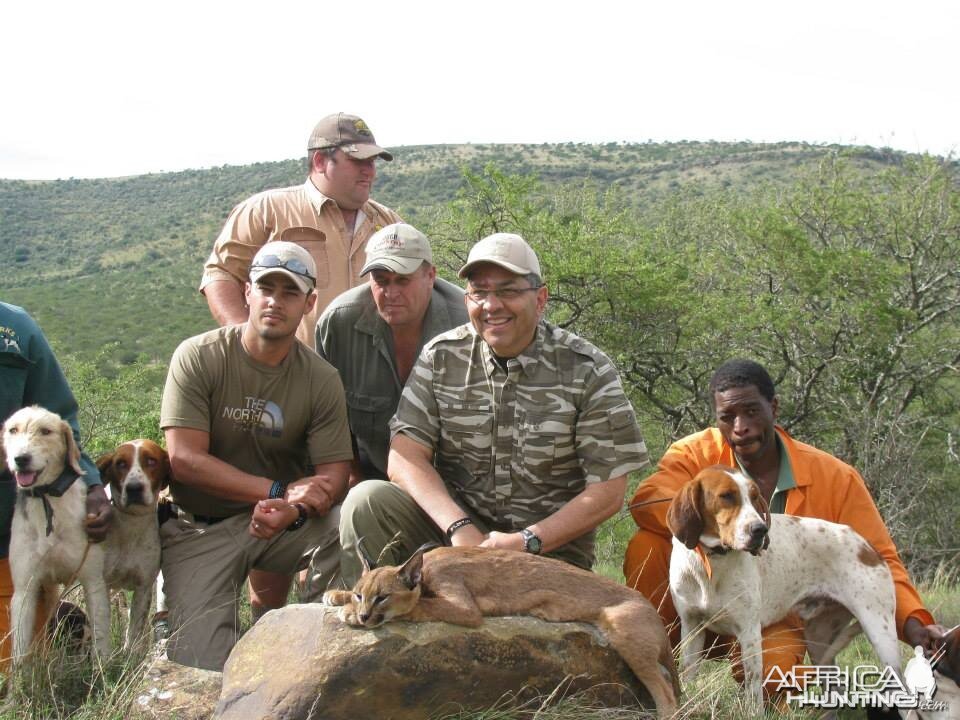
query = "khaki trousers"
(336, 480, 475, 587)
(160, 507, 340, 671)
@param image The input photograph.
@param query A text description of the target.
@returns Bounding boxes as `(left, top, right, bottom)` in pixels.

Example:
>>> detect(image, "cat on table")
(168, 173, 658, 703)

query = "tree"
(427, 157, 960, 577)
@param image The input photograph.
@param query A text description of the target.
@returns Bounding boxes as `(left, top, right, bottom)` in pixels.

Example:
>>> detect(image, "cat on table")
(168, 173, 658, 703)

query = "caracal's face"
(349, 567, 421, 628)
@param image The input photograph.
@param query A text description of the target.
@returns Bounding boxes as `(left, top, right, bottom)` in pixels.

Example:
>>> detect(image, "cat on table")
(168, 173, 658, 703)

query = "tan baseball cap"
(250, 241, 317, 294)
(307, 113, 393, 161)
(458, 233, 542, 281)
(360, 223, 433, 276)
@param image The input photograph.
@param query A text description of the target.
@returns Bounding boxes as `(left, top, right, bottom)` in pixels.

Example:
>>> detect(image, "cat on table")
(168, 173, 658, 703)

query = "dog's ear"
(95, 452, 115, 483)
(752, 485, 772, 551)
(159, 450, 172, 490)
(61, 420, 84, 476)
(667, 478, 705, 550)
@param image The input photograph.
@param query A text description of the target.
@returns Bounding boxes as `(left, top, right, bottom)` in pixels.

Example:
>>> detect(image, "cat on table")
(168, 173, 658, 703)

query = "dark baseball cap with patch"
(307, 113, 393, 161)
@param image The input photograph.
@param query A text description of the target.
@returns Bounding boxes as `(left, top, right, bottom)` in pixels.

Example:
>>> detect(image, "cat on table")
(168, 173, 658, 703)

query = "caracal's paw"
(322, 589, 352, 607)
(340, 606, 363, 625)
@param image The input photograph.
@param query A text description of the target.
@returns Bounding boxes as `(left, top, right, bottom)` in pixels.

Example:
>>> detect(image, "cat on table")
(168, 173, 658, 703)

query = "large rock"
(126, 649, 222, 720)
(213, 605, 655, 720)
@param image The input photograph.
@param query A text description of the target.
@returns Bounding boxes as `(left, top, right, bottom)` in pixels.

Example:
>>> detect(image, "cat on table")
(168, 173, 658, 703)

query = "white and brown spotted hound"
(667, 465, 902, 710)
(97, 439, 169, 650)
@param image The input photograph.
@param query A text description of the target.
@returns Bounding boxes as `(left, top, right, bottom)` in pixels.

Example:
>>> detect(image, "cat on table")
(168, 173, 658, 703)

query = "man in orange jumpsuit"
(624, 358, 943, 698)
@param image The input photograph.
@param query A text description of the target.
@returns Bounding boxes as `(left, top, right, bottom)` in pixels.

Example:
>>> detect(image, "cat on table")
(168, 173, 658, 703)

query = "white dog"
(4, 406, 111, 663)
(668, 465, 903, 712)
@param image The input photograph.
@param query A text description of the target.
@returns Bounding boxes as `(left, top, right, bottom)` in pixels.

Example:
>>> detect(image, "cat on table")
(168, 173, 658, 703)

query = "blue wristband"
(268, 480, 284, 500)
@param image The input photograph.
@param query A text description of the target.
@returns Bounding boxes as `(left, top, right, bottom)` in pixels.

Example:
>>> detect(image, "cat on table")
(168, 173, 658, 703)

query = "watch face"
(522, 529, 542, 554)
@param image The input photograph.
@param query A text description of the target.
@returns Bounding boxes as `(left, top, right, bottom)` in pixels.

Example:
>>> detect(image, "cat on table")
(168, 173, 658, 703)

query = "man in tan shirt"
(200, 112, 402, 350)
(197, 113, 400, 621)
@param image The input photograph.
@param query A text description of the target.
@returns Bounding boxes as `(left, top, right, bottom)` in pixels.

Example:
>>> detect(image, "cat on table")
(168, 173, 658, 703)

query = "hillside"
(0, 140, 926, 362)
(3, 142, 957, 579)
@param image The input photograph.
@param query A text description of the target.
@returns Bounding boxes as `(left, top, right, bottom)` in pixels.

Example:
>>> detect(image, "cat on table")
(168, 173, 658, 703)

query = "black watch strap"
(286, 503, 308, 532)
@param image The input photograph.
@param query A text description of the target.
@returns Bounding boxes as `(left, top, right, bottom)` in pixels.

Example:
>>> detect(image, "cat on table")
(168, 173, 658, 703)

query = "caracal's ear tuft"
(356, 537, 376, 575)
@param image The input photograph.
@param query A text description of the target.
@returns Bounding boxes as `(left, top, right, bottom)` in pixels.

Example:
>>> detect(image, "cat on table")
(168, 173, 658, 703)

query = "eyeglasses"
(251, 254, 315, 282)
(465, 287, 540, 304)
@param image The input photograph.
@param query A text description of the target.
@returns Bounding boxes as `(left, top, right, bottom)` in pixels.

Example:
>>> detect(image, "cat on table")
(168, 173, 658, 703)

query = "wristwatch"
(286, 503, 308, 532)
(520, 528, 542, 554)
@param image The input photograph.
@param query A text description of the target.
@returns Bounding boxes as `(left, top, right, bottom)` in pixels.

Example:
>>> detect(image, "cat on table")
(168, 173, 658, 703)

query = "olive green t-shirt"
(160, 325, 353, 517)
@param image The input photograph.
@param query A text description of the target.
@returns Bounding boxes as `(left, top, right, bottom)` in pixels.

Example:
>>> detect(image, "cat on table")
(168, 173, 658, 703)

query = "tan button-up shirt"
(200, 179, 401, 349)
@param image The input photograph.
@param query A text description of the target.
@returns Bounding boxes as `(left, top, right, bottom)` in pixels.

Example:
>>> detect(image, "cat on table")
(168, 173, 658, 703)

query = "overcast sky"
(2, 0, 956, 180)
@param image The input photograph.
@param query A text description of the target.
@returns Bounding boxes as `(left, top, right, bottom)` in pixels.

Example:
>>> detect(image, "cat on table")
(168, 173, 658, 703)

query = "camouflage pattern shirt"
(390, 321, 648, 568)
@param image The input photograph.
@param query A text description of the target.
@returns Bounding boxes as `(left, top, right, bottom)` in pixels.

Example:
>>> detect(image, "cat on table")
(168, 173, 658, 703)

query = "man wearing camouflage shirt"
(338, 233, 648, 583)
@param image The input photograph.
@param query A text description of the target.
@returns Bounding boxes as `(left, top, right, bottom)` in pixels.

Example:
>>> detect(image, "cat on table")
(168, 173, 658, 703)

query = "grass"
(1, 593, 155, 720)
(2, 533, 958, 719)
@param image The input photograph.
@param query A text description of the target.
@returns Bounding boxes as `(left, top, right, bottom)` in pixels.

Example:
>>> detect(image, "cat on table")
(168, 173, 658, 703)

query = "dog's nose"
(13, 453, 32, 469)
(749, 522, 768, 542)
(125, 483, 145, 504)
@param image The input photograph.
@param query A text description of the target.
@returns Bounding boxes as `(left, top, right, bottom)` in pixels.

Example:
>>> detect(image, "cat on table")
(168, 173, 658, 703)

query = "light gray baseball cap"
(458, 233, 541, 281)
(360, 223, 433, 276)
(249, 241, 317, 294)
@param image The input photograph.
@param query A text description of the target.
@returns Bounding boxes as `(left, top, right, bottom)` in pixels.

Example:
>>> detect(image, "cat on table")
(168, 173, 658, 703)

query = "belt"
(160, 502, 229, 526)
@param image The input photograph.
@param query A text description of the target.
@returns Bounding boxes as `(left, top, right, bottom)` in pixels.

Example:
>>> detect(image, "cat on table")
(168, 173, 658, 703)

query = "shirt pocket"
(345, 391, 394, 441)
(278, 227, 330, 289)
(595, 404, 641, 465)
(514, 410, 577, 480)
(438, 403, 493, 477)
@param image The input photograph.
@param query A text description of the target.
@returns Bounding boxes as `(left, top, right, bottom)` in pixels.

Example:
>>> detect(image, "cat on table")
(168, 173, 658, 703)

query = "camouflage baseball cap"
(307, 113, 393, 161)
(360, 223, 433, 276)
(458, 233, 542, 281)
(250, 241, 317, 294)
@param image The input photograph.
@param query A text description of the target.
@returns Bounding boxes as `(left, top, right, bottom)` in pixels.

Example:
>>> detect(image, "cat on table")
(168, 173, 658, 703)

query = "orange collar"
(694, 545, 713, 579)
(694, 543, 729, 579)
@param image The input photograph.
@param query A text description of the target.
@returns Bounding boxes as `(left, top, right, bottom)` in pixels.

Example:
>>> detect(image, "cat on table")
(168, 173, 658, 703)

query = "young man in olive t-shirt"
(160, 242, 352, 671)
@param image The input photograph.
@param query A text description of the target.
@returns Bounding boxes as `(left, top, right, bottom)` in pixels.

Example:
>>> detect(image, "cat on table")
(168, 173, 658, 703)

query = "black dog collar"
(19, 470, 81, 536)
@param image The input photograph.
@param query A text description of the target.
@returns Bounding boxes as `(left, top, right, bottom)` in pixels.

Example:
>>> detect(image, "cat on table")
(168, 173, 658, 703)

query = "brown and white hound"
(97, 439, 169, 651)
(667, 465, 902, 711)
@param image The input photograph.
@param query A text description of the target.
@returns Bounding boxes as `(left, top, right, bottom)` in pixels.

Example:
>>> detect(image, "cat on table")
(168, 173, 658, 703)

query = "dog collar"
(19, 470, 81, 536)
(694, 543, 729, 580)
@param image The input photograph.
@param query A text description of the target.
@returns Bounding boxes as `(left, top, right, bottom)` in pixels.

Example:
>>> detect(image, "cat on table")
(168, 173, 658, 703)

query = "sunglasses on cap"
(251, 254, 315, 282)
